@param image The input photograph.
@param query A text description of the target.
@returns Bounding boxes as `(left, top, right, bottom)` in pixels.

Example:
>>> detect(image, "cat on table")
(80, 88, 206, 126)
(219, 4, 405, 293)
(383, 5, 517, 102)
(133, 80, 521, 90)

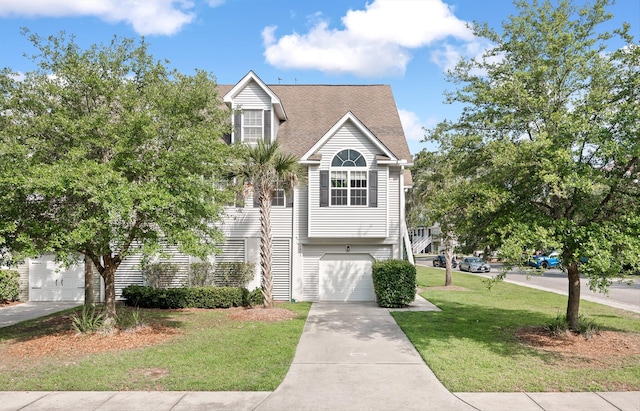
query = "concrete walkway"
(1, 298, 639, 410)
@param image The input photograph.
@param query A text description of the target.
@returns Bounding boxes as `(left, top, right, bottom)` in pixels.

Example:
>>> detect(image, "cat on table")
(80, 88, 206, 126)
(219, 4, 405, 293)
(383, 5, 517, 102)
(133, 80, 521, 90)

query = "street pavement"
(1, 296, 639, 410)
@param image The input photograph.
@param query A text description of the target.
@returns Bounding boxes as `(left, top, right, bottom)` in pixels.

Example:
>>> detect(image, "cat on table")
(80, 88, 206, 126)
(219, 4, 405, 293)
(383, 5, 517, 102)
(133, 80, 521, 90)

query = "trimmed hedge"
(372, 259, 416, 308)
(121, 285, 264, 309)
(0, 270, 20, 303)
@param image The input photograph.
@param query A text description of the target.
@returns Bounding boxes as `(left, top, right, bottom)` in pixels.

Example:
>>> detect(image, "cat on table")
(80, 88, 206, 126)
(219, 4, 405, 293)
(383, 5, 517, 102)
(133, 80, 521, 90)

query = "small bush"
(71, 306, 105, 333)
(188, 262, 215, 287)
(142, 262, 183, 288)
(244, 287, 264, 307)
(0, 270, 20, 303)
(116, 306, 146, 331)
(372, 259, 416, 308)
(121, 284, 250, 309)
(545, 312, 600, 338)
(213, 262, 255, 287)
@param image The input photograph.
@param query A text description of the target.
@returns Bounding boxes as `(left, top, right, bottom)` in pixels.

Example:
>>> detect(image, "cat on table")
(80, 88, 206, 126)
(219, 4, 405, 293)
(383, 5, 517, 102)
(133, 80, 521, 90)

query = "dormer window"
(233, 109, 272, 146)
(330, 149, 367, 206)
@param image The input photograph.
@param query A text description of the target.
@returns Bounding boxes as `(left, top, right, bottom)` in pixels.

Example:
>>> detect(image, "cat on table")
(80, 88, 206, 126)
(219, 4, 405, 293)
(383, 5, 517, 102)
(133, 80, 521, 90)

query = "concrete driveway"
(0, 302, 82, 328)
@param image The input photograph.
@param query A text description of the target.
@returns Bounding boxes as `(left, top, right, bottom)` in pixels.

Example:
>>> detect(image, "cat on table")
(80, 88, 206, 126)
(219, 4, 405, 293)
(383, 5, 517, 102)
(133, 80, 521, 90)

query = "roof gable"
(218, 80, 412, 165)
(301, 112, 397, 162)
(222, 71, 286, 120)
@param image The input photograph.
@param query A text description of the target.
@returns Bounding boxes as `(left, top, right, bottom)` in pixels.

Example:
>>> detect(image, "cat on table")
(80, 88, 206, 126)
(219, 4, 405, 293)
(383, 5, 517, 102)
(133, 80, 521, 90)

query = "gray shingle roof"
(218, 83, 413, 185)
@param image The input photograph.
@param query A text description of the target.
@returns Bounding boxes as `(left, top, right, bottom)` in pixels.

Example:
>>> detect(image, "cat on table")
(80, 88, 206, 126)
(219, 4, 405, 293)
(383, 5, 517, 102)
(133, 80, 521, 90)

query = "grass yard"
(392, 266, 640, 392)
(0, 302, 310, 391)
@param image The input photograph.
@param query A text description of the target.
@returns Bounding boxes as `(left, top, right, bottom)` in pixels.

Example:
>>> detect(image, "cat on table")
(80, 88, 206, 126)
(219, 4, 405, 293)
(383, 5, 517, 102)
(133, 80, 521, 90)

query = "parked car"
(527, 252, 561, 269)
(432, 255, 457, 268)
(459, 257, 491, 273)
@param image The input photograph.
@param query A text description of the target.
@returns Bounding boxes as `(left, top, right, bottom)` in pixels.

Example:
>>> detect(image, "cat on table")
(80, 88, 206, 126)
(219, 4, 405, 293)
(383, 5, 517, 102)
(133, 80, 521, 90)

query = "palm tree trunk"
(259, 191, 274, 308)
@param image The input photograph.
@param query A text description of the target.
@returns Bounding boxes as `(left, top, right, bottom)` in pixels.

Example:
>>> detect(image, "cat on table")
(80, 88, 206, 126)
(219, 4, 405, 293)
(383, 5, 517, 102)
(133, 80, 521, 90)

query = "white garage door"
(319, 253, 375, 302)
(29, 256, 84, 302)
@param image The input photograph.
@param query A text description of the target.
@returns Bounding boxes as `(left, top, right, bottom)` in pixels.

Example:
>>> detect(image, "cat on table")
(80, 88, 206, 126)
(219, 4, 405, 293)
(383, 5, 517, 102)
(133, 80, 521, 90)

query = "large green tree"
(426, 0, 639, 330)
(408, 149, 465, 286)
(0, 31, 236, 323)
(229, 140, 301, 308)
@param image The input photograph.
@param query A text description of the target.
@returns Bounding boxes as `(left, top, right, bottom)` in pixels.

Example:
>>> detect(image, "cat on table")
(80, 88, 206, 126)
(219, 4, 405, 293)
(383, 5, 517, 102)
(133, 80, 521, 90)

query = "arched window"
(331, 149, 366, 167)
(330, 149, 367, 206)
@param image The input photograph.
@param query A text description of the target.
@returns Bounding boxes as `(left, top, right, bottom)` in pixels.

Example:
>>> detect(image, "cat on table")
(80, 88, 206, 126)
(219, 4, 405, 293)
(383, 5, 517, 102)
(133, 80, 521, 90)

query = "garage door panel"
(319, 254, 375, 302)
(29, 256, 84, 302)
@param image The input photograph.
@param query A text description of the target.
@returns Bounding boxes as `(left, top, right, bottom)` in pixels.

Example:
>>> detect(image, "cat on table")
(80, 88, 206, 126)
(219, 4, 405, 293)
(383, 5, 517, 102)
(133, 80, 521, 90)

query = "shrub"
(116, 306, 146, 331)
(213, 262, 255, 287)
(0, 270, 20, 303)
(244, 287, 264, 307)
(372, 259, 416, 308)
(71, 306, 105, 333)
(545, 312, 600, 338)
(188, 262, 215, 287)
(121, 284, 250, 309)
(142, 262, 183, 288)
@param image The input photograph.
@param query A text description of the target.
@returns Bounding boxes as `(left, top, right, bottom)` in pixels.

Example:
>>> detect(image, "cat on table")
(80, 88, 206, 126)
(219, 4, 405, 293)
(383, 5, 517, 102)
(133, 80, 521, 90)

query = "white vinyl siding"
(216, 239, 246, 262)
(272, 239, 291, 301)
(309, 166, 388, 238)
(307, 121, 390, 238)
(115, 253, 145, 300)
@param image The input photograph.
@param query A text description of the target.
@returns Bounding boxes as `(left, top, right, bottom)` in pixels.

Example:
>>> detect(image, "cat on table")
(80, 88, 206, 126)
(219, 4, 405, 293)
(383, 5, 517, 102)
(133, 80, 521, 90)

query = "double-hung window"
(233, 109, 271, 146)
(242, 109, 262, 146)
(330, 149, 367, 206)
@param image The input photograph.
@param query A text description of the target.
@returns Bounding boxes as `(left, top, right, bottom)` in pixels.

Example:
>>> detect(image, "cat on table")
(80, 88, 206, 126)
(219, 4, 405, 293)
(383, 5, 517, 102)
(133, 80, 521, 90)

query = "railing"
(410, 234, 432, 255)
(402, 220, 415, 265)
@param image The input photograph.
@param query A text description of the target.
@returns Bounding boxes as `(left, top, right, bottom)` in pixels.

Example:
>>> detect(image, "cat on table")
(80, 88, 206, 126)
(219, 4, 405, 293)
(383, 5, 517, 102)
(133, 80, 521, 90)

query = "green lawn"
(2, 270, 638, 393)
(0, 302, 310, 391)
(392, 266, 640, 392)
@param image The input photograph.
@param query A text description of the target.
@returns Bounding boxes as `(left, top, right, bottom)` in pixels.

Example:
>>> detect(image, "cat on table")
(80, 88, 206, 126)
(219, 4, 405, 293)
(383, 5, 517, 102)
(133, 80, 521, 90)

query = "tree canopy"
(420, 0, 639, 329)
(0, 30, 236, 321)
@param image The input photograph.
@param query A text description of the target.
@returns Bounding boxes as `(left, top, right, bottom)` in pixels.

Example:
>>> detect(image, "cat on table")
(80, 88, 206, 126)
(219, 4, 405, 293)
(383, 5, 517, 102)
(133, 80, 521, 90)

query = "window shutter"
(222, 133, 231, 145)
(320, 170, 329, 207)
(263, 110, 271, 144)
(369, 170, 378, 208)
(233, 112, 241, 143)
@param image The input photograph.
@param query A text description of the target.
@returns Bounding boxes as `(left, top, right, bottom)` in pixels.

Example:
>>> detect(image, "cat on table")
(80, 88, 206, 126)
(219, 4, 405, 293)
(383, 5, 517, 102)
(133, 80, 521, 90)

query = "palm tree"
(231, 140, 301, 307)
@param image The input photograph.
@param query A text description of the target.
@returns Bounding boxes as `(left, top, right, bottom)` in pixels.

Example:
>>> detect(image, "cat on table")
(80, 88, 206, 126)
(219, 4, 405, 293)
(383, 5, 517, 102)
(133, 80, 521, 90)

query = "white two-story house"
(215, 71, 414, 302)
(16, 71, 414, 303)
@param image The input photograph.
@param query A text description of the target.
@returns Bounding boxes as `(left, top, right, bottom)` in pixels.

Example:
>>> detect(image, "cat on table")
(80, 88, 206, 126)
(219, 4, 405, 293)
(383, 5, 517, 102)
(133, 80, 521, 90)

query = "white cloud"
(0, 0, 198, 36)
(263, 0, 473, 77)
(398, 109, 437, 142)
(431, 38, 501, 74)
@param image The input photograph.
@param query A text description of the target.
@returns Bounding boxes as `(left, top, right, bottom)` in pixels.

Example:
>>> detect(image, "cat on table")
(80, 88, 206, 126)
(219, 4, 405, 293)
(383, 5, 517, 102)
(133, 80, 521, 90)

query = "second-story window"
(242, 109, 262, 146)
(233, 109, 272, 146)
(330, 149, 367, 206)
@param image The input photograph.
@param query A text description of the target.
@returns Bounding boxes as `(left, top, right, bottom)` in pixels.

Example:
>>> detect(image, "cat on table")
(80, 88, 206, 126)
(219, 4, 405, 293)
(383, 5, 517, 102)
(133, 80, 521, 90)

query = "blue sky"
(1, 0, 637, 155)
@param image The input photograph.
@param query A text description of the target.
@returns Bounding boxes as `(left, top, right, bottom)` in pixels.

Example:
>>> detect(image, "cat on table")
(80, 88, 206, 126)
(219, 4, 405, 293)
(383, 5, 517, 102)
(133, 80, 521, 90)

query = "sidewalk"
(1, 298, 639, 410)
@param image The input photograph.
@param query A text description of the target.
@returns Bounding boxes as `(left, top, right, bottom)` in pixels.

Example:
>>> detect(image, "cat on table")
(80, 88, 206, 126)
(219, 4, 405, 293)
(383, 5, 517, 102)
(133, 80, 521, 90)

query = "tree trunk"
(101, 255, 118, 326)
(444, 248, 454, 286)
(566, 262, 581, 331)
(83, 254, 94, 308)
(259, 191, 274, 308)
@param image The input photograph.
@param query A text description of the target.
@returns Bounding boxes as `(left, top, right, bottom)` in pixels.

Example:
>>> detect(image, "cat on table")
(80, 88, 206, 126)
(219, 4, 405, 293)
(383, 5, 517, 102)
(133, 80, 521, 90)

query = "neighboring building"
(17, 71, 414, 303)
(409, 225, 441, 255)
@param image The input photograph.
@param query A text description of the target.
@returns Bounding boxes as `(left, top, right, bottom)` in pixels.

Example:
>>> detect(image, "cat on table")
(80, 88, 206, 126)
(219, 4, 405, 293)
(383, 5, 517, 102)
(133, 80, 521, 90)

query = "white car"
(459, 257, 491, 273)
